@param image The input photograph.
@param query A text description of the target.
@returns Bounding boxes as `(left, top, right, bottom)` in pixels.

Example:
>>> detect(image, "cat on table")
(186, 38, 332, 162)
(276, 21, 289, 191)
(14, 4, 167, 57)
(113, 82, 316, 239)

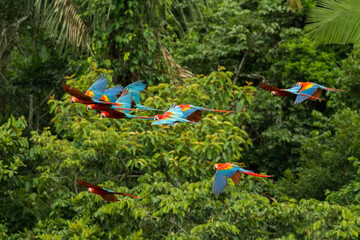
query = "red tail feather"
(204, 108, 235, 113)
(116, 192, 141, 198)
(243, 171, 273, 178)
(325, 87, 345, 92)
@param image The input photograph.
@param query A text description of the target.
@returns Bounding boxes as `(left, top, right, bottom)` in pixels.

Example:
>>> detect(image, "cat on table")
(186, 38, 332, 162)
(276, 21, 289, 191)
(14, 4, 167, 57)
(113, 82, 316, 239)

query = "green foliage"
(305, 0, 360, 45)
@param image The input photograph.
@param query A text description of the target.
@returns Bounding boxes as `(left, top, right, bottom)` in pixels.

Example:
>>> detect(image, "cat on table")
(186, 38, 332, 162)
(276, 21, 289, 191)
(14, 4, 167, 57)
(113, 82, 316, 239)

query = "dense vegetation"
(2, 0, 360, 239)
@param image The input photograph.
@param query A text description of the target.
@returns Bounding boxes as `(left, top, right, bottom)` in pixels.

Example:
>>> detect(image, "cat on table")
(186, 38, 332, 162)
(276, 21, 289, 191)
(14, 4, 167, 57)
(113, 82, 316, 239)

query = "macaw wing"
(181, 108, 199, 118)
(213, 171, 229, 195)
(117, 93, 133, 104)
(151, 117, 179, 125)
(63, 84, 92, 100)
(77, 179, 104, 191)
(284, 85, 302, 94)
(260, 82, 281, 92)
(102, 85, 123, 102)
(167, 106, 185, 118)
(102, 194, 119, 202)
(186, 110, 203, 122)
(109, 109, 127, 118)
(294, 86, 320, 104)
(86, 74, 108, 100)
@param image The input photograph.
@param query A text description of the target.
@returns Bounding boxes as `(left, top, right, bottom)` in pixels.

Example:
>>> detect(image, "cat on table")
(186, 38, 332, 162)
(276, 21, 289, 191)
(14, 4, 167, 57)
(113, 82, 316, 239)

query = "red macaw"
(213, 163, 273, 195)
(261, 82, 344, 104)
(77, 180, 140, 202)
(152, 104, 234, 126)
(100, 109, 153, 120)
(63, 74, 108, 105)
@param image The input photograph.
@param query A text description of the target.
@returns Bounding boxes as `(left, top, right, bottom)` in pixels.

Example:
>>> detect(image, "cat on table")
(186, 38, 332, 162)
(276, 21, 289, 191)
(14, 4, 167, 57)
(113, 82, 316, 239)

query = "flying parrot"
(77, 179, 140, 202)
(260, 82, 344, 104)
(63, 74, 108, 105)
(100, 109, 153, 120)
(86, 85, 134, 112)
(87, 80, 156, 112)
(213, 163, 273, 195)
(152, 104, 235, 126)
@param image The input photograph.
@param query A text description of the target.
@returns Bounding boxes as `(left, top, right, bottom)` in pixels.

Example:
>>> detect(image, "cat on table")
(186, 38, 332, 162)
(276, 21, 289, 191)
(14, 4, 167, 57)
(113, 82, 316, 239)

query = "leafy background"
(2, 0, 360, 239)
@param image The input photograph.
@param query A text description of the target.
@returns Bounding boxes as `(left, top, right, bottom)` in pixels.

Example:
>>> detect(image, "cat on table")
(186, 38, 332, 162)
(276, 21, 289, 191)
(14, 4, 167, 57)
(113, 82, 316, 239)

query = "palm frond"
(305, 0, 360, 44)
(35, 0, 91, 52)
(289, 0, 302, 12)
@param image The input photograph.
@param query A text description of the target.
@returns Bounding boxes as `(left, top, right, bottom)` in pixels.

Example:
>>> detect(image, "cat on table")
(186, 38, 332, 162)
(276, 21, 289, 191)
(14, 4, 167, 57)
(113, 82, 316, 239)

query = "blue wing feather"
(87, 74, 108, 100)
(103, 86, 123, 102)
(294, 86, 319, 104)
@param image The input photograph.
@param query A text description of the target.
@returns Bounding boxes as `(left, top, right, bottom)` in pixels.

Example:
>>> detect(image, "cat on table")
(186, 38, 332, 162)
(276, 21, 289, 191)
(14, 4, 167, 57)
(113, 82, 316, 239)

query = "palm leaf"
(305, 0, 360, 44)
(35, 0, 91, 52)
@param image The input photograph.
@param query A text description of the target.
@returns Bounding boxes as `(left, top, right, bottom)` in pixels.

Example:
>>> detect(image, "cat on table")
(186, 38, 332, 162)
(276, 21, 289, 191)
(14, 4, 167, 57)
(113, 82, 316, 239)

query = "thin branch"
(233, 51, 248, 84)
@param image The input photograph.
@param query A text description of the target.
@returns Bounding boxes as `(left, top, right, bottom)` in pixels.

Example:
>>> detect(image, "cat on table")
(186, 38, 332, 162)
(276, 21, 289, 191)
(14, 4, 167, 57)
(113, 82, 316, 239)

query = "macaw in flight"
(100, 109, 153, 120)
(87, 80, 157, 112)
(213, 163, 273, 195)
(261, 82, 344, 104)
(152, 104, 234, 126)
(77, 179, 140, 202)
(63, 74, 108, 105)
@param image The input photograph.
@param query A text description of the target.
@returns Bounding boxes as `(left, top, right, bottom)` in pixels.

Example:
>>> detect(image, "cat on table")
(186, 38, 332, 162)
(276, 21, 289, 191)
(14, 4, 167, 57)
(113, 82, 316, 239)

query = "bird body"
(261, 82, 344, 104)
(77, 179, 140, 202)
(64, 74, 108, 105)
(213, 163, 273, 195)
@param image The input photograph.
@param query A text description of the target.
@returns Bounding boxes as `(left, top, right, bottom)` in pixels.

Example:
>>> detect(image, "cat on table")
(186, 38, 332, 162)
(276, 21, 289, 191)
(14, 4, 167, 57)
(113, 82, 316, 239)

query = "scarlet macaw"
(261, 82, 344, 104)
(63, 74, 108, 104)
(100, 109, 153, 120)
(213, 163, 273, 195)
(152, 104, 234, 126)
(77, 179, 140, 201)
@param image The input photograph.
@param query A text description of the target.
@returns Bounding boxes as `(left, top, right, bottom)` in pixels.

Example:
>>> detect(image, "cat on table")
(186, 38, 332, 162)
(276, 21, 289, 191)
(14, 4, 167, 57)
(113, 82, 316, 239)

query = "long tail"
(243, 171, 273, 178)
(115, 192, 141, 198)
(202, 108, 235, 113)
(125, 113, 153, 119)
(114, 106, 143, 111)
(135, 104, 160, 111)
(324, 87, 345, 92)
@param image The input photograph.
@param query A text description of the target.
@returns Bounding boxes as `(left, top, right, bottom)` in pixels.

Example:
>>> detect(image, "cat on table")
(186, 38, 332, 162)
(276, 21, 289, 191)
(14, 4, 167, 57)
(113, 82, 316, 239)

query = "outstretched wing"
(260, 83, 291, 97)
(120, 80, 146, 104)
(86, 74, 108, 100)
(63, 84, 92, 100)
(260, 82, 281, 92)
(213, 170, 229, 195)
(294, 85, 320, 104)
(101, 85, 123, 102)
(151, 118, 179, 125)
(77, 179, 104, 191)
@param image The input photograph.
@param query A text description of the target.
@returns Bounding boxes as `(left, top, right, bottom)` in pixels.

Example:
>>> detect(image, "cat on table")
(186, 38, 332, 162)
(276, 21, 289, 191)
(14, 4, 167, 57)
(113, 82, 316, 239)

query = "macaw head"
(87, 104, 95, 111)
(100, 111, 109, 119)
(70, 97, 79, 103)
(154, 114, 165, 121)
(271, 91, 276, 96)
(88, 188, 94, 193)
(213, 164, 218, 170)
